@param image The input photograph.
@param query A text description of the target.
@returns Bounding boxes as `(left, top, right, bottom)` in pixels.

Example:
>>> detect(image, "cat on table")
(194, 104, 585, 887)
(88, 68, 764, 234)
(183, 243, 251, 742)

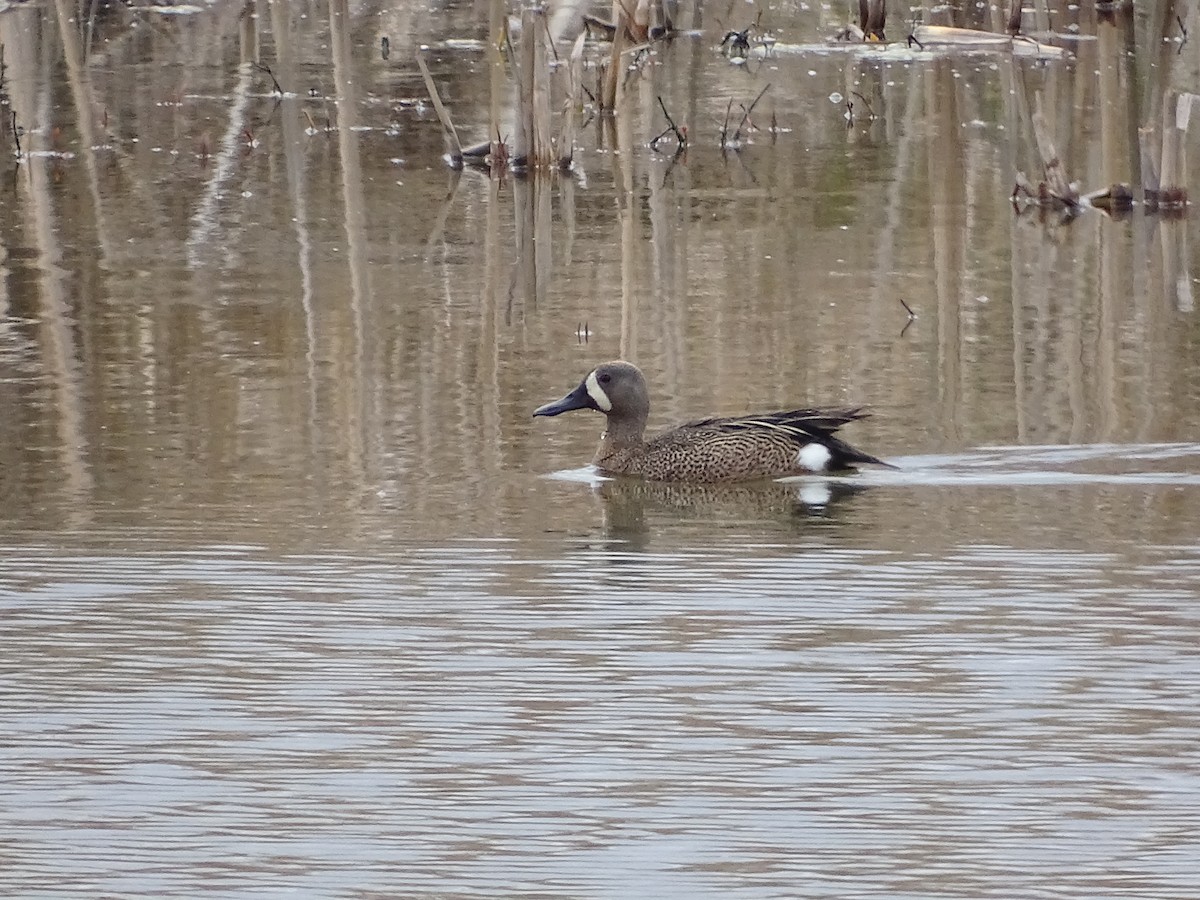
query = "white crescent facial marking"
(585, 371, 612, 412)
(797, 442, 832, 472)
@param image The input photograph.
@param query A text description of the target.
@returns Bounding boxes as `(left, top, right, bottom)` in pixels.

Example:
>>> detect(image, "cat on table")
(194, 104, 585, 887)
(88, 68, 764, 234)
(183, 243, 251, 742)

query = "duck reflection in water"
(592, 475, 873, 539)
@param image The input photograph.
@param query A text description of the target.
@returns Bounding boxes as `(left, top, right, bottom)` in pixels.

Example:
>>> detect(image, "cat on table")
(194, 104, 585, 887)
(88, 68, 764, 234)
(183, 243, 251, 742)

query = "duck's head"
(533, 360, 650, 423)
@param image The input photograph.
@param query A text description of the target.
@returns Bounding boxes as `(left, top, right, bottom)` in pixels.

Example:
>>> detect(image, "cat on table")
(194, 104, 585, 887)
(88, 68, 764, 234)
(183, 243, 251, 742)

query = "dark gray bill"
(533, 381, 594, 417)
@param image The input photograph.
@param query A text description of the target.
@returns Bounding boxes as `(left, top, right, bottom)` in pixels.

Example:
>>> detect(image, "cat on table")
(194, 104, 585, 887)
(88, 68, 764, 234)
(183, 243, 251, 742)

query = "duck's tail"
(824, 436, 898, 470)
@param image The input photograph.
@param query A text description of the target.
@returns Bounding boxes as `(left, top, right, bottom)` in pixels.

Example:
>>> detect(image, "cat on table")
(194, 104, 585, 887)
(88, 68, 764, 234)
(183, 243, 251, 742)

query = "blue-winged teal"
(534, 360, 893, 483)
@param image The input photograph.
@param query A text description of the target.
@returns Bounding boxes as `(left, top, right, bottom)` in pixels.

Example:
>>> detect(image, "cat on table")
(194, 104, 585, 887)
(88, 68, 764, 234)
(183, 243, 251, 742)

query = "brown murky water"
(2, 1, 1199, 896)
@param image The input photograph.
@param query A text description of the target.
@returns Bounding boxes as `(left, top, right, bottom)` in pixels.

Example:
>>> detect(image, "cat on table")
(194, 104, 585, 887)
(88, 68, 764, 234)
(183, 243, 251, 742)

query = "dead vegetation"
(1012, 0, 1195, 224)
(834, 0, 1069, 58)
(416, 0, 682, 176)
(406, 0, 1194, 233)
(1012, 91, 1195, 220)
(822, 0, 1193, 220)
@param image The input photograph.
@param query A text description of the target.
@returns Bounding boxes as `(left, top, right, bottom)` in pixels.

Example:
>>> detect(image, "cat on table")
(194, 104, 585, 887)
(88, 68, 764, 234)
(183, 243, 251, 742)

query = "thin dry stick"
(649, 95, 686, 149)
(900, 298, 916, 336)
(851, 91, 875, 119)
(719, 97, 734, 148)
(254, 62, 283, 95)
(415, 49, 464, 161)
(541, 13, 560, 63)
(732, 83, 771, 144)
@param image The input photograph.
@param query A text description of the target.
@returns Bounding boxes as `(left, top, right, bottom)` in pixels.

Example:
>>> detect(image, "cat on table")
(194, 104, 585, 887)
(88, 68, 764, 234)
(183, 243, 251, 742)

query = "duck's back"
(629, 408, 880, 483)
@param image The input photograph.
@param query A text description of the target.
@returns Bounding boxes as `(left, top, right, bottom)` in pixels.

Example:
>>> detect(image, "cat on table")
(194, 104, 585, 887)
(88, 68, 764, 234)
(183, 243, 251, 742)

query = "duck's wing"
(682, 408, 870, 439)
(676, 408, 892, 470)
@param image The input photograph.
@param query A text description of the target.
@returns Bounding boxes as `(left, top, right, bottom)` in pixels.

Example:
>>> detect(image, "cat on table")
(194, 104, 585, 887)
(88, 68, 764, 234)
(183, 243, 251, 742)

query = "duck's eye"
(598, 373, 611, 384)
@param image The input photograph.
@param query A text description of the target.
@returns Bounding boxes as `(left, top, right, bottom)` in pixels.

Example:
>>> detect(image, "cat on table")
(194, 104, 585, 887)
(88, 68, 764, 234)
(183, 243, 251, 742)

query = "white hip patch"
(585, 371, 613, 411)
(797, 442, 832, 472)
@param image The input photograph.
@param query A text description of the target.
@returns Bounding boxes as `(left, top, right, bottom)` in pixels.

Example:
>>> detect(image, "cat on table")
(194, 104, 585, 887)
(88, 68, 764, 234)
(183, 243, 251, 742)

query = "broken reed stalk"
(1159, 92, 1180, 194)
(1155, 91, 1192, 208)
(512, 7, 533, 167)
(1030, 93, 1077, 205)
(624, 0, 650, 41)
(1031, 0, 1049, 34)
(511, 10, 531, 165)
(416, 48, 464, 165)
(488, 0, 506, 164)
(1005, 0, 1022, 35)
(602, 11, 629, 110)
(859, 0, 886, 41)
(530, 7, 553, 166)
(556, 31, 588, 168)
(510, 6, 556, 170)
(652, 0, 675, 39)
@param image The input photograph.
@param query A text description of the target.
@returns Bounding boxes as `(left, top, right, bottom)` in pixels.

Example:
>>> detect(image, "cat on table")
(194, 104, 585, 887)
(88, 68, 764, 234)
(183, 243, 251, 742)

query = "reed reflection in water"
(1, 1, 1198, 518)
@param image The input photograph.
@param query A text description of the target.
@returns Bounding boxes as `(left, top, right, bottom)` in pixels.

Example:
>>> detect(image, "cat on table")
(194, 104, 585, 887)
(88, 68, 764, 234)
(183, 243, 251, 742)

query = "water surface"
(1, 1, 1199, 896)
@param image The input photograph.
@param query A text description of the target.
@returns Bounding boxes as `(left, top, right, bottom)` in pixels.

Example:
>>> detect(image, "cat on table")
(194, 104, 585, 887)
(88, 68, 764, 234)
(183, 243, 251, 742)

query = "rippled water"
(3, 0, 1200, 896)
(5, 515, 1200, 897)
